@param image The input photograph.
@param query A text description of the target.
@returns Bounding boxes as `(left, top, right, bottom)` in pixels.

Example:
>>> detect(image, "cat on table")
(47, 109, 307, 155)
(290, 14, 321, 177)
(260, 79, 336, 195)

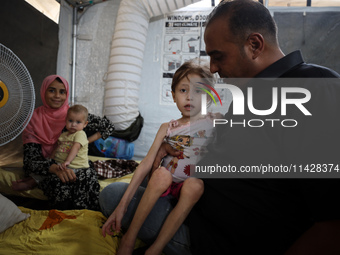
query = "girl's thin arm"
(102, 123, 169, 236)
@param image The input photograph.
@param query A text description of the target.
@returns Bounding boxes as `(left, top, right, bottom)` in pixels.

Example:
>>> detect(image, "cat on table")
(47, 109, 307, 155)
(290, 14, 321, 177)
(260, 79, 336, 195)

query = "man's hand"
(150, 142, 180, 179)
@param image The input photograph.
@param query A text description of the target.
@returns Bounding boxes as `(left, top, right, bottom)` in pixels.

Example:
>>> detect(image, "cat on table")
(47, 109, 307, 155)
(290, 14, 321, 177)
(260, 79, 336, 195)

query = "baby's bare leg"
(146, 177, 204, 255)
(118, 167, 172, 255)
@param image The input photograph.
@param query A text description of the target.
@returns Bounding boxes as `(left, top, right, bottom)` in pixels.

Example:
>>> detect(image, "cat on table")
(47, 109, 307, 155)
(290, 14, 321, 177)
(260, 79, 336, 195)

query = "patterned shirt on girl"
(161, 115, 215, 183)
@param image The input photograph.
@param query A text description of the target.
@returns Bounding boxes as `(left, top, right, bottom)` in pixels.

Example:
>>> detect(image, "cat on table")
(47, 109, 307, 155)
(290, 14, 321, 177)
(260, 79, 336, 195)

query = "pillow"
(0, 194, 30, 233)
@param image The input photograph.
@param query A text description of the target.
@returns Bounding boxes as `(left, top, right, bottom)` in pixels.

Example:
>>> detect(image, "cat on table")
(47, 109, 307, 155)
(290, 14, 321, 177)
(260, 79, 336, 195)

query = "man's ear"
(247, 33, 264, 59)
(172, 91, 176, 103)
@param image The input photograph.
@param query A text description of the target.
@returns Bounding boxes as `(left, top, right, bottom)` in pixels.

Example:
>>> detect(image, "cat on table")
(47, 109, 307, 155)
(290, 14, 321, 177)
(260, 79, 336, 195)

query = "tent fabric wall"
(274, 11, 340, 73)
(56, 2, 340, 160)
(57, 0, 120, 117)
(103, 0, 201, 130)
(0, 0, 58, 166)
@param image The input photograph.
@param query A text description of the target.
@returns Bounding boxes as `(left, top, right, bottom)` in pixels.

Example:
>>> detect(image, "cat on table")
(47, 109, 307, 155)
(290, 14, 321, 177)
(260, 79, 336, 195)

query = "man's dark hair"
(206, 0, 278, 45)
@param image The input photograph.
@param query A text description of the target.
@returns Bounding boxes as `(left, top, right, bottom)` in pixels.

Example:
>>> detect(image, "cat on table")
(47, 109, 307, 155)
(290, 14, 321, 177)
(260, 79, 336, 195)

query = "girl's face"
(172, 74, 204, 120)
(45, 80, 67, 109)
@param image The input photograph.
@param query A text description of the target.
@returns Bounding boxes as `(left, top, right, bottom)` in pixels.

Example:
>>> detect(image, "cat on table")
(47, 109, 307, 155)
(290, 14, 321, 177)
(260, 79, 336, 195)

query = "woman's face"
(44, 80, 67, 109)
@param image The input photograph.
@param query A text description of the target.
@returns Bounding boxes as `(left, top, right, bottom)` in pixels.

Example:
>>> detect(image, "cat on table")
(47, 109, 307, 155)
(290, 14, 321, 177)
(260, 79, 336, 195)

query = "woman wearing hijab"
(12, 75, 114, 210)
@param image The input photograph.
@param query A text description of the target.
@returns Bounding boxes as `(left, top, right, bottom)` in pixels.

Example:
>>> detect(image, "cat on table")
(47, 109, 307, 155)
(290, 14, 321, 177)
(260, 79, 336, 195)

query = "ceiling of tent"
(25, 0, 340, 24)
(26, 0, 340, 24)
(25, 0, 60, 23)
(29, 0, 340, 15)
(61, 0, 340, 7)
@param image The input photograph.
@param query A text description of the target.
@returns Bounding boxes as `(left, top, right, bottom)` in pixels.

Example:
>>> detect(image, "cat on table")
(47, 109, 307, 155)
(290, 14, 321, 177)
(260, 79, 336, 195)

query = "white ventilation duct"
(103, 0, 201, 130)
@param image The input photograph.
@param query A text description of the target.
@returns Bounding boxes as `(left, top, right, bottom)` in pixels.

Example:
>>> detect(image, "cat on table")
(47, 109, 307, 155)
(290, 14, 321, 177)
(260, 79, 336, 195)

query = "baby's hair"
(171, 59, 214, 92)
(67, 104, 88, 121)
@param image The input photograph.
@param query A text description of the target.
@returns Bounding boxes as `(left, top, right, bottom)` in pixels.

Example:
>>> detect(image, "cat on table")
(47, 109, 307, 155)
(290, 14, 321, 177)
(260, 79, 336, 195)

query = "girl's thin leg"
(118, 167, 172, 255)
(146, 178, 204, 255)
(99, 181, 191, 255)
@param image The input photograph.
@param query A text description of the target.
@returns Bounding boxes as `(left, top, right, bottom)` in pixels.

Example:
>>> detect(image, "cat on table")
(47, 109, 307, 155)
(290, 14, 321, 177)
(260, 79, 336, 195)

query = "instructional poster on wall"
(161, 10, 212, 105)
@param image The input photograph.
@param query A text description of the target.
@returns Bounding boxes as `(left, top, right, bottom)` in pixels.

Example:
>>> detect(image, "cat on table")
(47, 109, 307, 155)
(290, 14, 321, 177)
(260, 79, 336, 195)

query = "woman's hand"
(49, 164, 76, 183)
(59, 162, 70, 171)
(102, 204, 126, 237)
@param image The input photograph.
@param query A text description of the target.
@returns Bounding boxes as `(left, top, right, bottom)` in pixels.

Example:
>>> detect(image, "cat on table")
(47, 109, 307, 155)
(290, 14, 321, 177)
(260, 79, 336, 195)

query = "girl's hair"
(67, 104, 88, 121)
(171, 59, 214, 92)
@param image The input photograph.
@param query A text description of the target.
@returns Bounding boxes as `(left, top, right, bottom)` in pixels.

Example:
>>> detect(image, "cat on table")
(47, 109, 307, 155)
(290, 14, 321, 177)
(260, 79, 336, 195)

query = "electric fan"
(0, 43, 35, 146)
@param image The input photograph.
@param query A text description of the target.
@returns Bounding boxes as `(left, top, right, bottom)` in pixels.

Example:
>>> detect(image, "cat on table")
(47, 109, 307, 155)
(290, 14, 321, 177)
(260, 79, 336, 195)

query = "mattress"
(0, 156, 146, 255)
(0, 156, 134, 200)
(0, 207, 145, 255)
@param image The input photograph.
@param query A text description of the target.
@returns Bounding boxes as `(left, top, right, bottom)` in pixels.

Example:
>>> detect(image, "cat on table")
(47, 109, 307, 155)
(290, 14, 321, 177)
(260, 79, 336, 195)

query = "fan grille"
(0, 43, 35, 146)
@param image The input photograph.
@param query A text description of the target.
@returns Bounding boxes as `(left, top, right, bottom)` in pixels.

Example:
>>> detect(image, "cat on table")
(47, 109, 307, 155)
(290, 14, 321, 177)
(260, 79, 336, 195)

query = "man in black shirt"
(187, 0, 340, 254)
